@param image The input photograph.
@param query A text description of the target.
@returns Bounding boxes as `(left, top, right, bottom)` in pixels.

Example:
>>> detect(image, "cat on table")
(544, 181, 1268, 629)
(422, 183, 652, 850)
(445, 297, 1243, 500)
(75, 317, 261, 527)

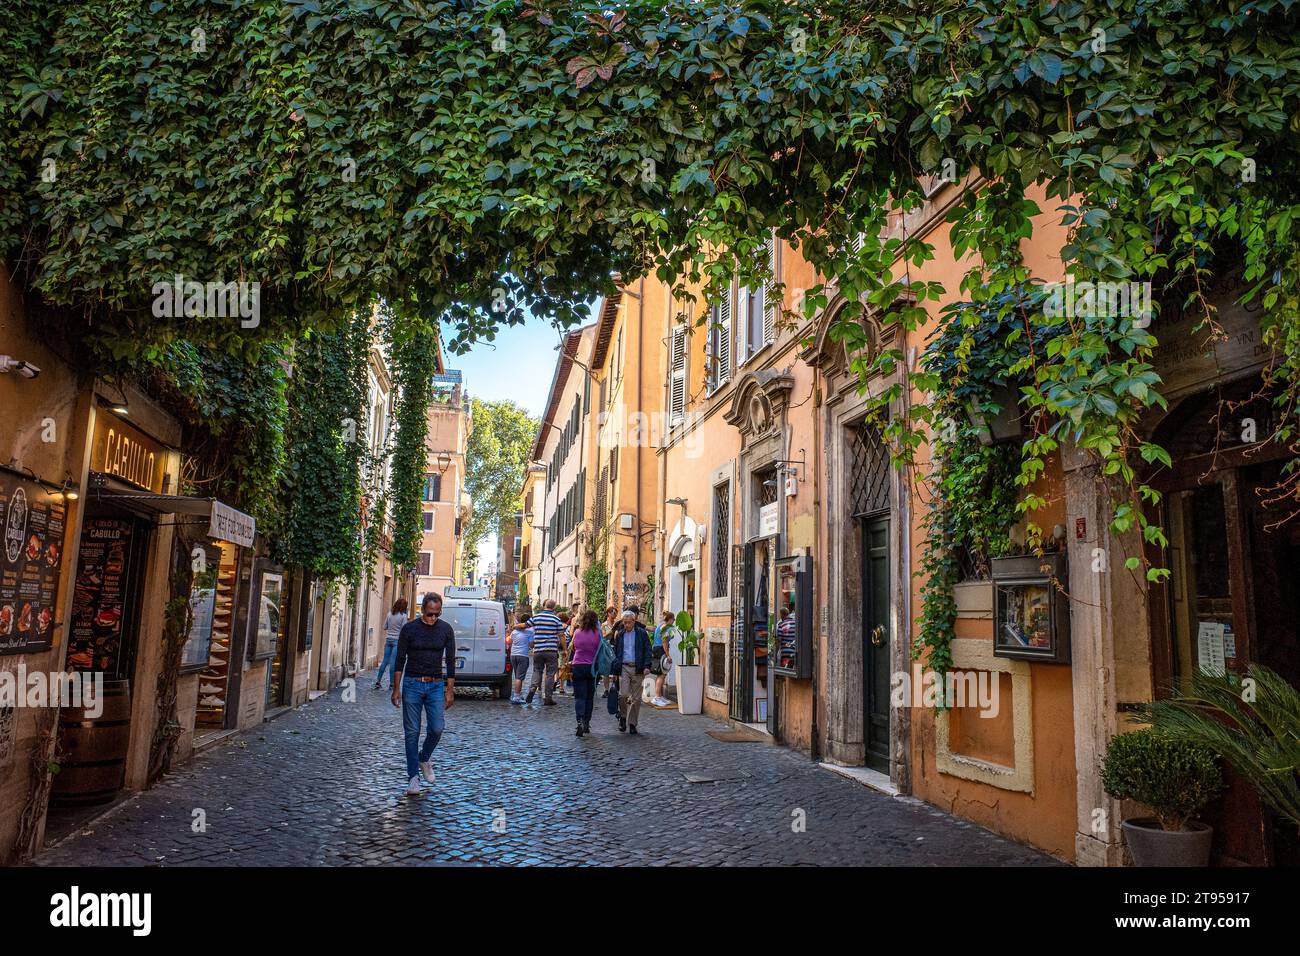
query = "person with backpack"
(650, 609, 677, 708)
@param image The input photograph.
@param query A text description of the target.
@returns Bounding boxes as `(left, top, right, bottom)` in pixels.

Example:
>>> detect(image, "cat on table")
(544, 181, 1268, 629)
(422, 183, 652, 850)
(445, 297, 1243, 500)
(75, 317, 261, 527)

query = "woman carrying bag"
(593, 628, 619, 720)
(569, 610, 603, 736)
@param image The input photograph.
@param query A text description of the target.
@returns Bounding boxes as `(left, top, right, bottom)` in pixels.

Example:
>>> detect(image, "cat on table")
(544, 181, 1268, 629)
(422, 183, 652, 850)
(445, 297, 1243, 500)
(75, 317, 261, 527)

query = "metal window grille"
(711, 481, 730, 598)
(848, 419, 891, 517)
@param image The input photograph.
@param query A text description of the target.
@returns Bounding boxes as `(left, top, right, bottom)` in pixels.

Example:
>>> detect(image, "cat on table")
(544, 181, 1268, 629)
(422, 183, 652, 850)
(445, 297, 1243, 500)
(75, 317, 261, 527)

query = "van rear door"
(473, 605, 506, 678)
(441, 603, 477, 677)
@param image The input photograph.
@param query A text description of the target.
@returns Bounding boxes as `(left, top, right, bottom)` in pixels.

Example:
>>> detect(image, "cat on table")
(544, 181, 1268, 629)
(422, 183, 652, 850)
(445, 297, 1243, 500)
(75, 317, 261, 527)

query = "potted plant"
(1140, 665, 1300, 831)
(674, 611, 704, 715)
(1101, 728, 1223, 866)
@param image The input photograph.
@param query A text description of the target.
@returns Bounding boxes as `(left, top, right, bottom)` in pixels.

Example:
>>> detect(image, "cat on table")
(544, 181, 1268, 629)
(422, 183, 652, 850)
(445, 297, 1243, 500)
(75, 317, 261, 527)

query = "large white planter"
(676, 664, 704, 715)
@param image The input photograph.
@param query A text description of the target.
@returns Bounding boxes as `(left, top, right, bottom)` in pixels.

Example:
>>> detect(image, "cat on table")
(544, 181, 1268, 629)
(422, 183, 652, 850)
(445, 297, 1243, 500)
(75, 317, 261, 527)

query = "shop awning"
(91, 490, 256, 547)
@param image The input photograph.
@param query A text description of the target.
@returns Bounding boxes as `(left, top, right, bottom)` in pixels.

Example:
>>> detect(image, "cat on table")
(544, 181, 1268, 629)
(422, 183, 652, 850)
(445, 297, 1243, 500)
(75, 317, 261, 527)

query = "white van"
(437, 599, 511, 698)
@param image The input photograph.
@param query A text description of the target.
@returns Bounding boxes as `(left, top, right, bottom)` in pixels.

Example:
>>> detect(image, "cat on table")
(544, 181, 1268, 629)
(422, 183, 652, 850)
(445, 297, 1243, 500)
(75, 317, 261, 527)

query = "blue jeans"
(572, 664, 595, 724)
(375, 640, 398, 686)
(401, 678, 446, 780)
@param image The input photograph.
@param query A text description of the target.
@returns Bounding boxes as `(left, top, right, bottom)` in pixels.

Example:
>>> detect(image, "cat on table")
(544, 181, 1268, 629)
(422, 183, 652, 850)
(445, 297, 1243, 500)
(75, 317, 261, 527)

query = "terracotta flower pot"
(1121, 818, 1213, 867)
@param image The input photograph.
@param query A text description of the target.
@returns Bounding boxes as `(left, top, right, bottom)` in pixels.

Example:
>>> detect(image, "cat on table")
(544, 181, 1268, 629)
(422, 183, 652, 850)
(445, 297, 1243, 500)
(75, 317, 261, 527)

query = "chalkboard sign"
(0, 472, 66, 656)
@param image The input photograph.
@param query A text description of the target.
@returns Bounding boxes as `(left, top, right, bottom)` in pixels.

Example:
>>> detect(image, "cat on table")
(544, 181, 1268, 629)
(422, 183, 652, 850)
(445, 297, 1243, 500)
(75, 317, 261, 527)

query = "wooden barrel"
(51, 679, 132, 806)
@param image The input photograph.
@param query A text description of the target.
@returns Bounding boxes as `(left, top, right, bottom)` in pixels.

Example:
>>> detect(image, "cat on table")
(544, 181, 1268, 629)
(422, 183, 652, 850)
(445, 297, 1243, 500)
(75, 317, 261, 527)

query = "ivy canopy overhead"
(6, 0, 1300, 563)
(6, 0, 1292, 358)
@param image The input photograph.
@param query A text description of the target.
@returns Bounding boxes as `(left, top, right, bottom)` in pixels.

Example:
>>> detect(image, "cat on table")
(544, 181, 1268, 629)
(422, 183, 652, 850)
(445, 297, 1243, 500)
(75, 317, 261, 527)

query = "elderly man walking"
(611, 607, 652, 734)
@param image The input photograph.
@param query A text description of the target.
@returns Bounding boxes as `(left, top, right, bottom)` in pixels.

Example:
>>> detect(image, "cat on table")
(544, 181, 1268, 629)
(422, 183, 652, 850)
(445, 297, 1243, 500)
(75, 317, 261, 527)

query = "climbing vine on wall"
(278, 310, 370, 583)
(387, 303, 441, 574)
(154, 341, 290, 541)
(583, 559, 609, 608)
(6, 0, 1300, 608)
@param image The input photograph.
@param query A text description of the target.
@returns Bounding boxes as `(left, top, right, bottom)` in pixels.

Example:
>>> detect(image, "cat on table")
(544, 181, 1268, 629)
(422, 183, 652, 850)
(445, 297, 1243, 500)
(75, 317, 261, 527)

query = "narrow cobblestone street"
(37, 676, 1056, 867)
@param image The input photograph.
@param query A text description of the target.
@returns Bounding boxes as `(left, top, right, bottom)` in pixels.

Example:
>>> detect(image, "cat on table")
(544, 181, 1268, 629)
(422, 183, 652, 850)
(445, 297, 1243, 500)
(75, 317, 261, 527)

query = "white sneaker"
(405, 776, 421, 796)
(419, 761, 436, 785)
(655, 696, 670, 707)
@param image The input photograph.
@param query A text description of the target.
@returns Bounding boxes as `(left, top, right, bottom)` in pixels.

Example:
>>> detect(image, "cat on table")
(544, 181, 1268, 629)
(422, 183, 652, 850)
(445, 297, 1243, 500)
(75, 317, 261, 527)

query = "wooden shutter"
(762, 235, 777, 346)
(431, 473, 442, 502)
(597, 466, 608, 530)
(713, 290, 732, 390)
(669, 324, 687, 424)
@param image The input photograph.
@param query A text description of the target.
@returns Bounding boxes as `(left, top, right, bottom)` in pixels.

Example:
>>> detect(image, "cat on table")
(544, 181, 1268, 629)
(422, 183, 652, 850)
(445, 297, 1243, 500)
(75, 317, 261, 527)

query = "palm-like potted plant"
(1101, 728, 1223, 866)
(674, 611, 704, 715)
(1139, 665, 1300, 831)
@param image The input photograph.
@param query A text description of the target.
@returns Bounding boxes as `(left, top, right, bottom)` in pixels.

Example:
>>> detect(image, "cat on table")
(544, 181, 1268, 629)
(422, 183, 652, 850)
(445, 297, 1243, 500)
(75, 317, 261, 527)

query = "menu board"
(67, 517, 135, 674)
(0, 472, 66, 656)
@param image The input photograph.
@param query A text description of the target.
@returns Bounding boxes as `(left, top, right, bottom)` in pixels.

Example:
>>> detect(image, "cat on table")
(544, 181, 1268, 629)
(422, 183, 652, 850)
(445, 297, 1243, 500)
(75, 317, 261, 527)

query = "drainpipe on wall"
(810, 366, 823, 761)
(634, 278, 645, 573)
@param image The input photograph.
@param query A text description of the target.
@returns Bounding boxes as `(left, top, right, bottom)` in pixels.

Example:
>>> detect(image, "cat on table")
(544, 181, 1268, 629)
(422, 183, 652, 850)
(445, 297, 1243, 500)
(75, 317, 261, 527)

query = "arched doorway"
(1146, 375, 1300, 865)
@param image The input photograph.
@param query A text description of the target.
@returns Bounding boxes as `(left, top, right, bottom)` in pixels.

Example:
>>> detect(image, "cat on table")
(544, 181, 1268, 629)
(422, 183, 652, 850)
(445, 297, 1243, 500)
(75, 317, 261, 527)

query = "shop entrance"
(54, 503, 151, 806)
(195, 541, 242, 733)
(1149, 379, 1300, 866)
(730, 537, 777, 734)
(860, 514, 891, 773)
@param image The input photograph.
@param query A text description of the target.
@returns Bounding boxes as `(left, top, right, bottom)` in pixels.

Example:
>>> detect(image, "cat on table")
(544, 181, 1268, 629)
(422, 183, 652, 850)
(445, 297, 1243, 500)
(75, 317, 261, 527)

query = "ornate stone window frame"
(934, 638, 1035, 794)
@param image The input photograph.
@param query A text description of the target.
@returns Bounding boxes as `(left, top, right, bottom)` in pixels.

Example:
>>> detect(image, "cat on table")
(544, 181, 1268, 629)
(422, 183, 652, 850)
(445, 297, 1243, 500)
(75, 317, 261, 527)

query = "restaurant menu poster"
(0, 472, 65, 655)
(1197, 620, 1227, 677)
(68, 517, 134, 673)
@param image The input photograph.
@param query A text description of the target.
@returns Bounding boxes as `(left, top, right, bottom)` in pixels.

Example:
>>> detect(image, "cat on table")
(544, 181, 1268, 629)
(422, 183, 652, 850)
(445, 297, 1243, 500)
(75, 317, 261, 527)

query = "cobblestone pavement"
(38, 676, 1058, 866)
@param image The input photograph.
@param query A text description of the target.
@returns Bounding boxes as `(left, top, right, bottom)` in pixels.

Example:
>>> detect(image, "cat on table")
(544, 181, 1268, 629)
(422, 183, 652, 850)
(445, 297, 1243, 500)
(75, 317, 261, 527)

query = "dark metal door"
(862, 516, 891, 772)
(729, 542, 753, 722)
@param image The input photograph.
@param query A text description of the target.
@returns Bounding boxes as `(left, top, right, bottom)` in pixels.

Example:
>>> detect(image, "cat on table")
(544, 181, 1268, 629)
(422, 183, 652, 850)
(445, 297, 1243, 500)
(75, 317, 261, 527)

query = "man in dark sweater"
(391, 592, 456, 796)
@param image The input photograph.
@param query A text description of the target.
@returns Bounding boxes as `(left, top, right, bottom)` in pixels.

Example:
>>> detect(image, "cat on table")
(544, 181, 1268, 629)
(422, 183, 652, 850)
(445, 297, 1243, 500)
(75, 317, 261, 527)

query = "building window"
(707, 288, 733, 393)
(668, 323, 687, 426)
(422, 510, 434, 532)
(848, 419, 891, 518)
(711, 480, 731, 599)
(417, 552, 432, 577)
(708, 640, 726, 688)
(423, 473, 442, 502)
(739, 234, 777, 361)
(513, 536, 521, 564)
(596, 466, 608, 531)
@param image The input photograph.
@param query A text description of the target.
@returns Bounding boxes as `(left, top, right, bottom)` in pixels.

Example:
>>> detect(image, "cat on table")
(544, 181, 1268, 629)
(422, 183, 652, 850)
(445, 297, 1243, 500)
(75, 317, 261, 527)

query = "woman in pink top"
(569, 610, 602, 737)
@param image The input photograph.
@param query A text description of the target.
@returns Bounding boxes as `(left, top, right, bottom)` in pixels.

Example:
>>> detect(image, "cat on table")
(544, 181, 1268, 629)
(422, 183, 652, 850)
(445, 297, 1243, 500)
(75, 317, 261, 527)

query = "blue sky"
(444, 305, 600, 580)
(441, 305, 597, 419)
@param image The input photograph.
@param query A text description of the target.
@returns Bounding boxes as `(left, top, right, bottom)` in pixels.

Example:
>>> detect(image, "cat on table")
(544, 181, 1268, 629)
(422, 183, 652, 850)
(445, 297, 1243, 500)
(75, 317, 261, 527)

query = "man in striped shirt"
(525, 599, 565, 706)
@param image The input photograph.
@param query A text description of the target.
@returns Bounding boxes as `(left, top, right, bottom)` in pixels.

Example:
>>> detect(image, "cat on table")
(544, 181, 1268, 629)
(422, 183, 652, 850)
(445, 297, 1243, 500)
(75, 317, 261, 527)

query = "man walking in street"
(525, 599, 564, 706)
(391, 592, 456, 796)
(612, 607, 652, 734)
